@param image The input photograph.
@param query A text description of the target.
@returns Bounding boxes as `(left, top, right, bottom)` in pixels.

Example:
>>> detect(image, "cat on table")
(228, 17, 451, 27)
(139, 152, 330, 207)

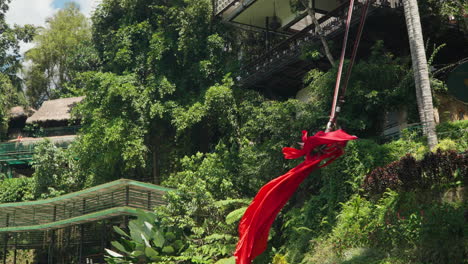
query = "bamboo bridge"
(0, 179, 171, 264)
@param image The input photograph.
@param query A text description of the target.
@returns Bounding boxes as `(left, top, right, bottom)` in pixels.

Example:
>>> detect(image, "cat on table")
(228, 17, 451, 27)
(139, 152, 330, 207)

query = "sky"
(5, 0, 101, 54)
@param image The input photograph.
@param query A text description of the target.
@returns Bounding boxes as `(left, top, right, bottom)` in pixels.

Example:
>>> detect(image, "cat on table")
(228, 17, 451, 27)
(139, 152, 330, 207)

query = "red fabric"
(234, 130, 357, 264)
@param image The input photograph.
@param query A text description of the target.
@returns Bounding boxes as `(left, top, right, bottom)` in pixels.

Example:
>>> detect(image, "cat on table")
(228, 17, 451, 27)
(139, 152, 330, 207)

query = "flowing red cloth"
(234, 129, 357, 264)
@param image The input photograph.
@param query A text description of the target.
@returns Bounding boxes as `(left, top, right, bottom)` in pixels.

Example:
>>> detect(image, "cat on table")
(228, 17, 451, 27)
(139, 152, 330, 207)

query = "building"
(215, 0, 467, 138)
(0, 97, 84, 178)
(216, 0, 404, 97)
(0, 97, 173, 264)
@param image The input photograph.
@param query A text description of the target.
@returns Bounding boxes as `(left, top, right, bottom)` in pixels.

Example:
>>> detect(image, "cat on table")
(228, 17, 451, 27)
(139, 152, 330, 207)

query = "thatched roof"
(26, 96, 85, 124)
(9, 106, 36, 119)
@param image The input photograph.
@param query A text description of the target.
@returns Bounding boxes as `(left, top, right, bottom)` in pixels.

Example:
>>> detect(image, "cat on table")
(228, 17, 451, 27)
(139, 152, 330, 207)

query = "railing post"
(2, 213, 9, 264)
(53, 205, 57, 222)
(79, 225, 84, 264)
(32, 207, 35, 224)
(50, 207, 56, 264)
(49, 230, 55, 264)
(125, 186, 130, 207)
(12, 234, 17, 264)
(147, 191, 151, 210)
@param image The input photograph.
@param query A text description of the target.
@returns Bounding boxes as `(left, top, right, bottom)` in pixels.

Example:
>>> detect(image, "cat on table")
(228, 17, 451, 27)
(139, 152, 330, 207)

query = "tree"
(0, 0, 35, 77)
(403, 0, 438, 149)
(74, 0, 230, 184)
(31, 140, 84, 199)
(0, 0, 34, 137)
(24, 2, 93, 107)
(0, 74, 19, 136)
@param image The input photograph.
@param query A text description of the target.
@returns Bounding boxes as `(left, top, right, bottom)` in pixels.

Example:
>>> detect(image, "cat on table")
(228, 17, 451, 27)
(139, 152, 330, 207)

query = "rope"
(327, 0, 355, 132)
(341, 0, 370, 103)
(326, 0, 371, 132)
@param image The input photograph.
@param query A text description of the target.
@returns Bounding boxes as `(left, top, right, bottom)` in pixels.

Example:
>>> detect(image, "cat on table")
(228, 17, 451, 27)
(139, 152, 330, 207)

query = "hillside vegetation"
(0, 0, 466, 263)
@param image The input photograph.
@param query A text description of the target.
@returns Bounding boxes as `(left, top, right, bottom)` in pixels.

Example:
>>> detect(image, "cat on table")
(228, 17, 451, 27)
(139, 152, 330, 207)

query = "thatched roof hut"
(9, 106, 36, 120)
(26, 96, 84, 124)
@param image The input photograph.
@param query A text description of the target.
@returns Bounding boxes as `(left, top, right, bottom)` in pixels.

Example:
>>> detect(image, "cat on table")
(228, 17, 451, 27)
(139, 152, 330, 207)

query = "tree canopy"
(0, 0, 466, 263)
(0, 0, 34, 137)
(24, 2, 95, 107)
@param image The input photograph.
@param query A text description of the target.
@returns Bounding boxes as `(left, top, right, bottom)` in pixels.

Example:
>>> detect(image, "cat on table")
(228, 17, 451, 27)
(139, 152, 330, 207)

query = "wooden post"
(79, 225, 84, 264)
(3, 213, 10, 264)
(101, 220, 106, 261)
(82, 198, 86, 214)
(53, 205, 57, 221)
(32, 207, 36, 224)
(12, 234, 17, 264)
(147, 191, 151, 210)
(125, 186, 130, 206)
(49, 230, 55, 264)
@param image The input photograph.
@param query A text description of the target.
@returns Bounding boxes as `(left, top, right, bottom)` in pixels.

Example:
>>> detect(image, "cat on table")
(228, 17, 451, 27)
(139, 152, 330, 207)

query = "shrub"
(0, 177, 34, 203)
(322, 190, 466, 264)
(436, 120, 468, 151)
(363, 150, 467, 194)
(31, 140, 85, 199)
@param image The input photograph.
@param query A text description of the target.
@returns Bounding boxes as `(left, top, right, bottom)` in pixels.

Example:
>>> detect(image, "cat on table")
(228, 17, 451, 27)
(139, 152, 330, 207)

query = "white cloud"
(6, 0, 56, 27)
(5, 0, 101, 55)
(6, 0, 57, 55)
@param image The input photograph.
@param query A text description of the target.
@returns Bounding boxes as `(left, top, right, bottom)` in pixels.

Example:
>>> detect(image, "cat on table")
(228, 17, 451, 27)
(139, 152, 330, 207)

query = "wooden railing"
(228, 0, 403, 87)
(0, 179, 170, 232)
(0, 136, 76, 163)
(214, 0, 239, 15)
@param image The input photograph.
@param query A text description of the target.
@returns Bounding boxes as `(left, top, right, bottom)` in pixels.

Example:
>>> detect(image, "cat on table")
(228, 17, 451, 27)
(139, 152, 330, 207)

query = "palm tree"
(403, 0, 438, 149)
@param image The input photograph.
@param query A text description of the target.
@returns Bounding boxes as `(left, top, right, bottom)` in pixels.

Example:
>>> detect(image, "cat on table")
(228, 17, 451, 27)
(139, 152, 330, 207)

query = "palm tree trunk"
(403, 4, 426, 127)
(403, 0, 438, 149)
(300, 0, 336, 66)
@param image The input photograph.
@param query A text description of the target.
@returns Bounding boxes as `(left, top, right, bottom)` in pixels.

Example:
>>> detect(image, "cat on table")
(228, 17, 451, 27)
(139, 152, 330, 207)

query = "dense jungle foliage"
(0, 0, 467, 263)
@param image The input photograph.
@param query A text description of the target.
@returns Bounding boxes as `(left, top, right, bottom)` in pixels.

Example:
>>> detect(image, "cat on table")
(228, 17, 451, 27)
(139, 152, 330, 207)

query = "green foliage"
(329, 190, 466, 264)
(272, 254, 289, 264)
(424, 0, 468, 22)
(24, 2, 94, 107)
(156, 147, 245, 262)
(279, 126, 465, 264)
(0, 73, 24, 137)
(303, 41, 413, 136)
(31, 140, 84, 199)
(434, 138, 458, 151)
(436, 120, 468, 151)
(0, 177, 34, 203)
(0, 0, 35, 79)
(383, 132, 428, 161)
(0, 0, 33, 137)
(105, 210, 185, 264)
(2, 1, 462, 263)
(74, 0, 236, 186)
(73, 72, 150, 183)
(92, 0, 226, 94)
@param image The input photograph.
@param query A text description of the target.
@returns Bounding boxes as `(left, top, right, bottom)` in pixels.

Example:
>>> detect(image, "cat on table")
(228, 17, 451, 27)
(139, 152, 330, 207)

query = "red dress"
(235, 130, 357, 264)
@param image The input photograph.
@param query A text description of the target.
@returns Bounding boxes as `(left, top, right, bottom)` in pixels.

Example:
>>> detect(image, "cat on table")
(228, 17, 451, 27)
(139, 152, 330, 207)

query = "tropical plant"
(105, 210, 185, 264)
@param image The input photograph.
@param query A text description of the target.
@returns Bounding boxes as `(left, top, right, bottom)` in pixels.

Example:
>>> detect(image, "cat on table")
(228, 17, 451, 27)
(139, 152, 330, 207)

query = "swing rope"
(326, 0, 371, 132)
(234, 2, 371, 263)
